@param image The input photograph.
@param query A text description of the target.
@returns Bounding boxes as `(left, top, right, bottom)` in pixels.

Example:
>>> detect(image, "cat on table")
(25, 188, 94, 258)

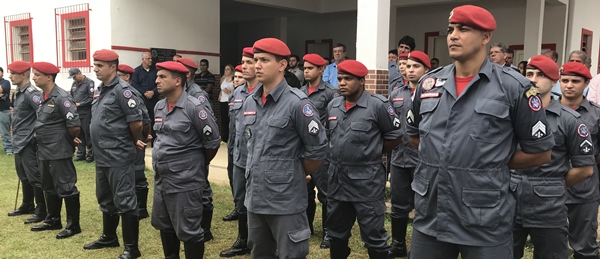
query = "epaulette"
(57, 88, 68, 97)
(331, 96, 344, 107)
(589, 100, 600, 109)
(290, 87, 308, 99)
(188, 95, 202, 106)
(26, 86, 34, 92)
(501, 66, 531, 88)
(372, 94, 389, 103)
(418, 65, 445, 84)
(560, 105, 581, 118)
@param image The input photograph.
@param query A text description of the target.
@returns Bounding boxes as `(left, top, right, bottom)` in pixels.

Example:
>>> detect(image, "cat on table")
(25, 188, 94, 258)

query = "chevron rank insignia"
(532, 120, 546, 139)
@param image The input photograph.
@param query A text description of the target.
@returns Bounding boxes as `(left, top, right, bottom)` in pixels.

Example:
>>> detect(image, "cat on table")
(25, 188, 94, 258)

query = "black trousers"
(14, 138, 41, 188)
(40, 158, 79, 197)
(219, 102, 229, 143)
(76, 113, 92, 158)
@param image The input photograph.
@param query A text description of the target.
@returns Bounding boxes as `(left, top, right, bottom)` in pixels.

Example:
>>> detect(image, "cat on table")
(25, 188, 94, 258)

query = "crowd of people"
(2, 3, 600, 259)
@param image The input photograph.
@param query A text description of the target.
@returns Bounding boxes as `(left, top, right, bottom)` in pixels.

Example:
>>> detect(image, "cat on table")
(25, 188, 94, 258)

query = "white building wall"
(0, 0, 111, 89)
(110, 0, 220, 74)
(566, 0, 600, 75)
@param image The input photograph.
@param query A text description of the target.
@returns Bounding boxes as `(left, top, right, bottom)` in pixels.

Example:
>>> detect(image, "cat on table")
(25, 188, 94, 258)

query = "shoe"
(31, 218, 62, 231)
(31, 193, 62, 231)
(320, 203, 330, 249)
(74, 156, 86, 161)
(388, 218, 409, 258)
(56, 194, 81, 239)
(320, 233, 331, 249)
(117, 213, 141, 259)
(219, 213, 251, 257)
(84, 213, 120, 250)
(222, 208, 239, 221)
(201, 209, 214, 242)
(9, 181, 35, 216)
(25, 187, 47, 224)
(388, 240, 407, 258)
(86, 157, 94, 163)
(6, 152, 13, 155)
(135, 188, 149, 220)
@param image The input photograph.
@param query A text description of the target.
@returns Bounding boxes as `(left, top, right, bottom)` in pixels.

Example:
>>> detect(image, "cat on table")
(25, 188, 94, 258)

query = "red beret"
(118, 64, 135, 75)
(398, 53, 409, 61)
(527, 55, 559, 81)
(156, 61, 189, 74)
(337, 60, 368, 78)
(253, 38, 291, 57)
(93, 49, 119, 62)
(407, 51, 431, 69)
(177, 57, 198, 69)
(242, 47, 254, 58)
(449, 5, 496, 32)
(235, 65, 243, 72)
(561, 62, 592, 80)
(303, 54, 326, 66)
(32, 62, 59, 75)
(7, 61, 30, 73)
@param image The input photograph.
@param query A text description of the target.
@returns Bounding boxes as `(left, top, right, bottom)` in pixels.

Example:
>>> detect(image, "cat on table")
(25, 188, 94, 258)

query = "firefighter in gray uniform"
(513, 55, 595, 259)
(559, 62, 600, 259)
(388, 50, 431, 258)
(29, 62, 82, 239)
(151, 61, 221, 258)
(220, 47, 256, 258)
(243, 38, 327, 259)
(299, 53, 338, 249)
(68, 67, 95, 162)
(326, 60, 402, 259)
(8, 61, 46, 224)
(118, 64, 152, 220)
(176, 57, 216, 241)
(85, 49, 143, 259)
(406, 5, 555, 258)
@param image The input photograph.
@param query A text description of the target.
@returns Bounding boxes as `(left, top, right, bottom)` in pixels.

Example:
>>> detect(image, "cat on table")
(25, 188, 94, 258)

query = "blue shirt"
(323, 62, 339, 87)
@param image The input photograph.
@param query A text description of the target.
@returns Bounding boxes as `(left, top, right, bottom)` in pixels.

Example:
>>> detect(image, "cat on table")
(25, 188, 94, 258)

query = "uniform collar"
(76, 76, 88, 86)
(253, 79, 287, 103)
(435, 58, 494, 98)
(174, 90, 189, 109)
(19, 82, 33, 93)
(101, 75, 120, 88)
(545, 99, 562, 115)
(45, 84, 60, 98)
(575, 97, 591, 112)
(301, 80, 327, 95)
(348, 90, 370, 108)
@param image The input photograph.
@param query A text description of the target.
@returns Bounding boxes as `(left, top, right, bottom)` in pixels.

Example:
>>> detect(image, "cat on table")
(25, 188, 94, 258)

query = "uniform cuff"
(518, 134, 554, 154)
(302, 143, 327, 160)
(204, 138, 221, 150)
(406, 124, 419, 136)
(383, 129, 402, 140)
(570, 155, 596, 168)
(126, 112, 143, 123)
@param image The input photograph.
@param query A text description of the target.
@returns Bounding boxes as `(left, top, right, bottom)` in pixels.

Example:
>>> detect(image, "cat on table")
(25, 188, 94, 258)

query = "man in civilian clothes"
(131, 52, 158, 143)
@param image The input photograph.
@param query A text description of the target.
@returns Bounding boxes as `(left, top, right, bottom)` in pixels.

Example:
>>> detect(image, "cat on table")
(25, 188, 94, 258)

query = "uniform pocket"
(470, 99, 510, 144)
(349, 122, 371, 144)
(287, 227, 310, 258)
(531, 184, 567, 224)
(412, 173, 430, 216)
(267, 117, 291, 145)
(418, 98, 440, 137)
(97, 140, 119, 149)
(460, 189, 501, 228)
(264, 171, 294, 201)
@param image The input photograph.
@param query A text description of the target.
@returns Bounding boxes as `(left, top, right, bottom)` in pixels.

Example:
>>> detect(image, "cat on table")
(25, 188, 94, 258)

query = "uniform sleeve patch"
(203, 125, 212, 136)
(63, 100, 72, 108)
(578, 124, 590, 138)
(198, 96, 206, 103)
(528, 96, 541, 111)
(407, 110, 414, 125)
(32, 95, 40, 104)
(66, 112, 74, 120)
(422, 77, 436, 91)
(532, 120, 546, 139)
(308, 120, 319, 135)
(127, 99, 137, 109)
(302, 103, 314, 117)
(198, 110, 208, 120)
(123, 89, 133, 99)
(580, 140, 593, 155)
(387, 105, 395, 116)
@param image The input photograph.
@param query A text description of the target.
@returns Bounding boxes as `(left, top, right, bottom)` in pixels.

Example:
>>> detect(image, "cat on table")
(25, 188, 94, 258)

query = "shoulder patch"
(302, 103, 314, 117)
(32, 95, 41, 104)
(387, 105, 395, 116)
(63, 100, 72, 108)
(198, 95, 207, 104)
(578, 124, 590, 138)
(528, 96, 541, 111)
(198, 109, 208, 120)
(123, 89, 133, 99)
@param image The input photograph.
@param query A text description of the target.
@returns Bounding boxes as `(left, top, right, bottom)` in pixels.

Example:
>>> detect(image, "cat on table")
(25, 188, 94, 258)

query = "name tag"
(234, 99, 243, 103)
(420, 92, 441, 99)
(47, 104, 54, 107)
(328, 116, 337, 120)
(244, 111, 256, 116)
(392, 97, 404, 102)
(228, 102, 234, 106)
(155, 118, 163, 122)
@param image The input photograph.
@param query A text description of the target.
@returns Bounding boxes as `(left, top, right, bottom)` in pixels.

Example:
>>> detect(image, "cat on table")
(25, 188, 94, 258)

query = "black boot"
(84, 213, 120, 250)
(368, 249, 389, 259)
(160, 231, 180, 259)
(184, 240, 205, 259)
(8, 181, 35, 216)
(222, 208, 239, 221)
(31, 193, 62, 231)
(135, 188, 149, 220)
(56, 194, 81, 239)
(388, 218, 408, 258)
(307, 197, 316, 235)
(320, 202, 331, 249)
(25, 187, 47, 224)
(201, 209, 214, 242)
(329, 238, 351, 259)
(85, 149, 94, 163)
(117, 213, 141, 259)
(219, 213, 251, 257)
(573, 253, 600, 259)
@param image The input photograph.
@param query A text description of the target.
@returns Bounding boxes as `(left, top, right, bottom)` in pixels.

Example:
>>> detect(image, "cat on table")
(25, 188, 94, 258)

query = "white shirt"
(220, 79, 234, 102)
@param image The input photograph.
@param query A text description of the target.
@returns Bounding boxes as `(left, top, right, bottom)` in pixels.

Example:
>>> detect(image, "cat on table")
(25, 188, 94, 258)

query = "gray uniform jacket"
(513, 100, 595, 228)
(243, 79, 327, 215)
(152, 91, 221, 193)
(228, 83, 252, 163)
(185, 81, 212, 111)
(70, 76, 94, 114)
(91, 76, 143, 167)
(327, 91, 402, 202)
(389, 83, 418, 168)
(568, 98, 600, 204)
(300, 81, 338, 127)
(12, 83, 42, 153)
(406, 59, 555, 246)
(35, 85, 80, 160)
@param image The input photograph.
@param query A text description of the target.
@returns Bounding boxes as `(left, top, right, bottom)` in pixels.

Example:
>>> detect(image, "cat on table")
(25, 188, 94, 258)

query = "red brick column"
(365, 69, 389, 97)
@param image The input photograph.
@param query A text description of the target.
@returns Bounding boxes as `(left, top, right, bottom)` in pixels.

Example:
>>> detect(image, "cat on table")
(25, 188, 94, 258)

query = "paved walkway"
(144, 142, 231, 186)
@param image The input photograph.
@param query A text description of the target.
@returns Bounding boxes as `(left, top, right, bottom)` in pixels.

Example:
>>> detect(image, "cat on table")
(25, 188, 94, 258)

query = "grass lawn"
(0, 150, 536, 258)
